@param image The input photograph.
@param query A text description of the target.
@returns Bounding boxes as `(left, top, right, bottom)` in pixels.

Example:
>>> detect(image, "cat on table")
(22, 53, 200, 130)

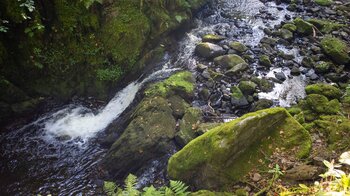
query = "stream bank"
(0, 0, 349, 195)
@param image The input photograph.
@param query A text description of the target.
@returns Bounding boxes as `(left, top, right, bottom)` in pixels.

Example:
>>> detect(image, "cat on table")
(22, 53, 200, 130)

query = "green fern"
(123, 174, 140, 196)
(168, 180, 190, 196)
(103, 174, 191, 196)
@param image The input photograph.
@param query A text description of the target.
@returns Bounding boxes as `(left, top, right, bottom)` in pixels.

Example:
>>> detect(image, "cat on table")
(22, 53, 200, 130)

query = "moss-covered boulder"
(294, 18, 314, 35)
(305, 83, 342, 100)
(229, 41, 248, 53)
(202, 34, 226, 43)
(230, 86, 249, 107)
(145, 71, 195, 100)
(309, 115, 350, 152)
(238, 81, 257, 96)
(314, 61, 331, 73)
(102, 96, 177, 178)
(195, 42, 225, 59)
(259, 55, 272, 67)
(307, 19, 344, 34)
(282, 23, 297, 32)
(304, 94, 340, 114)
(175, 107, 202, 147)
(315, 0, 333, 6)
(167, 108, 311, 189)
(214, 54, 247, 69)
(321, 37, 350, 65)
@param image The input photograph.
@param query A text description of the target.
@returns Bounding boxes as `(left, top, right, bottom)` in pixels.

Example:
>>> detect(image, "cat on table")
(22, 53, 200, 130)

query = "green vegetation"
(104, 174, 191, 196)
(315, 0, 333, 6)
(308, 19, 344, 34)
(321, 37, 350, 65)
(293, 17, 314, 35)
(280, 151, 350, 195)
(145, 71, 195, 98)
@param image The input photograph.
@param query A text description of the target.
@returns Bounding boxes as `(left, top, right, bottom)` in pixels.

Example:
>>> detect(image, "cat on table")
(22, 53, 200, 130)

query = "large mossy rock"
(167, 108, 311, 189)
(144, 71, 195, 100)
(102, 96, 177, 178)
(305, 83, 342, 100)
(321, 37, 350, 65)
(175, 107, 202, 147)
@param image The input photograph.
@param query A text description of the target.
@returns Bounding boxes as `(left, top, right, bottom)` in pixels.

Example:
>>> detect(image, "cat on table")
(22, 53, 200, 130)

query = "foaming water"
(259, 68, 306, 107)
(43, 66, 179, 142)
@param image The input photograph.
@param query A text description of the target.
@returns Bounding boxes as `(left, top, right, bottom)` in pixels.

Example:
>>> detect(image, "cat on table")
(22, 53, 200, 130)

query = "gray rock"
(195, 42, 225, 59)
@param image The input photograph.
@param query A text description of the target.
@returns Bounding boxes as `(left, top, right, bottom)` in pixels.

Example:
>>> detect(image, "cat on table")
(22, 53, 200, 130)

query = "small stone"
(252, 173, 262, 182)
(275, 72, 287, 81)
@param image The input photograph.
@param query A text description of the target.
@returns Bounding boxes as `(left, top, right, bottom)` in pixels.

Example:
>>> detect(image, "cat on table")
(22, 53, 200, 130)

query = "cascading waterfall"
(0, 0, 309, 194)
(43, 66, 179, 142)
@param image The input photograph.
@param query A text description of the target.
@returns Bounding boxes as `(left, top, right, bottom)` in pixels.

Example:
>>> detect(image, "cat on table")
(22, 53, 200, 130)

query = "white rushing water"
(42, 66, 179, 142)
(259, 67, 306, 107)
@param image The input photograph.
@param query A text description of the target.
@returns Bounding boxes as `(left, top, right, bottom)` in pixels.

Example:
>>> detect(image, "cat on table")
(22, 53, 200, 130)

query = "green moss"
(101, 1, 151, 67)
(168, 108, 311, 189)
(307, 19, 344, 34)
(314, 61, 331, 73)
(231, 86, 245, 99)
(305, 83, 342, 100)
(294, 18, 314, 35)
(238, 81, 257, 95)
(145, 71, 195, 98)
(259, 55, 272, 67)
(321, 37, 350, 65)
(175, 107, 202, 147)
(315, 0, 333, 6)
(287, 107, 302, 116)
(229, 41, 248, 53)
(282, 23, 297, 32)
(305, 94, 340, 114)
(202, 34, 225, 42)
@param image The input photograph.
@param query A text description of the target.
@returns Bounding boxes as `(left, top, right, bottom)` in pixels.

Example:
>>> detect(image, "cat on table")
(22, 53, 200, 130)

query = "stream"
(0, 0, 307, 195)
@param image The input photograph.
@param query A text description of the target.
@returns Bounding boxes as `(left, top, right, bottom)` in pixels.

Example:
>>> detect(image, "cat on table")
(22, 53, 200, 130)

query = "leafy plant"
(279, 151, 350, 195)
(0, 20, 9, 33)
(97, 66, 124, 81)
(104, 174, 190, 196)
(24, 22, 44, 37)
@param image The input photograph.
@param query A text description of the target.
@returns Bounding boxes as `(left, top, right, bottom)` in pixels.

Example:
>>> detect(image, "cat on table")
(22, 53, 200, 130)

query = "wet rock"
(259, 55, 272, 67)
(251, 99, 273, 111)
(168, 95, 190, 119)
(279, 28, 294, 40)
(199, 88, 210, 101)
(238, 81, 257, 96)
(291, 67, 301, 76)
(302, 57, 315, 68)
(321, 37, 350, 65)
(314, 61, 331, 73)
(282, 23, 297, 32)
(309, 73, 319, 80)
(214, 54, 247, 69)
(196, 63, 208, 72)
(202, 34, 226, 43)
(229, 41, 248, 53)
(325, 73, 348, 82)
(209, 92, 222, 107)
(275, 72, 287, 81)
(260, 37, 278, 46)
(225, 63, 249, 76)
(195, 42, 226, 59)
(294, 17, 314, 35)
(175, 107, 202, 147)
(230, 86, 249, 108)
(145, 71, 195, 101)
(102, 96, 177, 178)
(251, 77, 274, 92)
(305, 83, 342, 100)
(285, 164, 323, 181)
(315, 0, 333, 6)
(168, 108, 311, 189)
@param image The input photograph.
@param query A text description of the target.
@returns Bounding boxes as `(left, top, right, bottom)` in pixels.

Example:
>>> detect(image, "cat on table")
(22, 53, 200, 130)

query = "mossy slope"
(167, 108, 311, 190)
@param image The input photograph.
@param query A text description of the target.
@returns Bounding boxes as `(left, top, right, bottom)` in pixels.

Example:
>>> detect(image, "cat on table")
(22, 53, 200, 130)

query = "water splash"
(42, 66, 179, 142)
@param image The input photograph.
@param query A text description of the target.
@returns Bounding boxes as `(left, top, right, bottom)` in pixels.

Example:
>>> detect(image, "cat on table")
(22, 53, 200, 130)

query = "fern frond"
(103, 181, 117, 196)
(142, 185, 163, 196)
(124, 174, 140, 196)
(169, 180, 190, 196)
